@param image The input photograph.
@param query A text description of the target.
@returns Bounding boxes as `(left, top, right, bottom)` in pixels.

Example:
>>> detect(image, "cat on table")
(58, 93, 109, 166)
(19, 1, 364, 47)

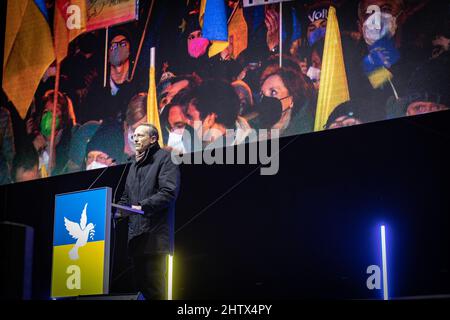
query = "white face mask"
(167, 130, 187, 154)
(306, 66, 321, 82)
(86, 161, 108, 170)
(363, 12, 397, 46)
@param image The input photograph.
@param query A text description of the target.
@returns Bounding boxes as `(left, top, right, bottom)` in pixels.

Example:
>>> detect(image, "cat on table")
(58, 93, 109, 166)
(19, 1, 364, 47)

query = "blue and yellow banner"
(51, 188, 111, 298)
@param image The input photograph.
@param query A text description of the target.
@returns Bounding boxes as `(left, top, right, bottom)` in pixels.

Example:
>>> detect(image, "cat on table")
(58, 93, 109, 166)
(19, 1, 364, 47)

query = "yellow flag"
(3, 0, 55, 119)
(228, 5, 248, 60)
(314, 6, 350, 131)
(147, 49, 163, 147)
(368, 67, 393, 89)
(40, 164, 48, 179)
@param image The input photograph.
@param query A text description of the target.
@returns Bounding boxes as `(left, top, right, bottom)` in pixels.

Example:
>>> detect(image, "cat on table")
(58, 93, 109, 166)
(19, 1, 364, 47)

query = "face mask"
(256, 96, 283, 128)
(363, 13, 397, 46)
(109, 46, 130, 66)
(306, 66, 321, 82)
(188, 38, 209, 58)
(308, 27, 326, 46)
(167, 130, 186, 153)
(127, 127, 136, 153)
(40, 111, 60, 138)
(86, 161, 108, 171)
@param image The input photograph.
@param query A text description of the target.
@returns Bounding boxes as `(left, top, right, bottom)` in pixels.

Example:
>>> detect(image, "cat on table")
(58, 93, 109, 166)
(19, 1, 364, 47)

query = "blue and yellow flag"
(363, 37, 400, 89)
(314, 6, 350, 131)
(3, 0, 55, 119)
(200, 0, 229, 58)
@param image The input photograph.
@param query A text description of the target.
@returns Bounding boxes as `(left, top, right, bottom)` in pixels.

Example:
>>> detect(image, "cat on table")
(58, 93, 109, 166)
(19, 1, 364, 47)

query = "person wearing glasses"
(109, 33, 131, 92)
(89, 28, 145, 124)
(117, 123, 180, 300)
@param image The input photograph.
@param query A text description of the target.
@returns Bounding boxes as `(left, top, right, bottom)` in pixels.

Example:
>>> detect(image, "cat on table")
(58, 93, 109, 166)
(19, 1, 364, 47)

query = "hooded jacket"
(118, 143, 180, 256)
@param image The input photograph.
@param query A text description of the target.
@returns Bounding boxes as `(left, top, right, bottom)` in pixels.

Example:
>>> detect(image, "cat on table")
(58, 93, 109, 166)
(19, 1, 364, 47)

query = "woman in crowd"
(258, 63, 316, 137)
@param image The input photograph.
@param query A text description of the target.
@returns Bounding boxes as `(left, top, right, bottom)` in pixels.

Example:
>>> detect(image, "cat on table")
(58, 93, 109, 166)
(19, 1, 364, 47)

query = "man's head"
(86, 150, 114, 170)
(188, 80, 240, 143)
(159, 79, 190, 111)
(387, 53, 450, 118)
(133, 124, 159, 154)
(168, 105, 189, 133)
(306, 39, 325, 91)
(358, 0, 405, 46)
(12, 145, 40, 182)
(85, 123, 123, 169)
(232, 80, 254, 115)
(405, 101, 448, 116)
(158, 74, 201, 112)
(109, 34, 130, 66)
(77, 32, 98, 57)
(325, 100, 374, 129)
(358, 0, 404, 23)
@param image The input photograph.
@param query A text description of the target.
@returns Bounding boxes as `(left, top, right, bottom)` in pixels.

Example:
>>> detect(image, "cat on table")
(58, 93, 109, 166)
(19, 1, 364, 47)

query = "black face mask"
(255, 96, 283, 129)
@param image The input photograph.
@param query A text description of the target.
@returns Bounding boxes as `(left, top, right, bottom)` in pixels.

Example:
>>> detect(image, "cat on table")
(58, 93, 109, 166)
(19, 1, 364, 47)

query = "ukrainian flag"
(200, 0, 229, 58)
(313, 6, 350, 131)
(3, 0, 55, 119)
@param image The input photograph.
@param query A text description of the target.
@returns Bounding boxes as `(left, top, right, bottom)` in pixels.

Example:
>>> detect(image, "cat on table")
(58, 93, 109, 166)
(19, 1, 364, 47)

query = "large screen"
(1, 0, 449, 184)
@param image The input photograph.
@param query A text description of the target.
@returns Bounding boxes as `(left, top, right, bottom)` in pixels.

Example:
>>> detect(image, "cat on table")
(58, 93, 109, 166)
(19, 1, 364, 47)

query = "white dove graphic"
(64, 203, 95, 260)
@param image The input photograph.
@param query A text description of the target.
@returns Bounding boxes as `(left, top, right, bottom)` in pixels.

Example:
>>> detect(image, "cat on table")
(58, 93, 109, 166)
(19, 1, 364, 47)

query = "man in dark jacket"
(117, 123, 180, 300)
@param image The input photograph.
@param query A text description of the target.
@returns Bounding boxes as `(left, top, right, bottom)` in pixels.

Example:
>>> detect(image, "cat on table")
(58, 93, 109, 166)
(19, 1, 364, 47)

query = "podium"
(50, 187, 142, 299)
(112, 203, 144, 219)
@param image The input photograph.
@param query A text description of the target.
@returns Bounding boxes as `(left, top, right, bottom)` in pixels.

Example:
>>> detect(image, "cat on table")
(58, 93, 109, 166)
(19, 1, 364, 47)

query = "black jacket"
(118, 143, 180, 256)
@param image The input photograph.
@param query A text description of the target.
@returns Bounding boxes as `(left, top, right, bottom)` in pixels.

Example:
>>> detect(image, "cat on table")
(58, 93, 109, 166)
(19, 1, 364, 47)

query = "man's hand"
(132, 205, 142, 211)
(115, 209, 128, 219)
(32, 134, 47, 153)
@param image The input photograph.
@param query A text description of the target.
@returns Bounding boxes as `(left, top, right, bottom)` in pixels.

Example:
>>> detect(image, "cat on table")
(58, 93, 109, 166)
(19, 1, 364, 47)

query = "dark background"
(1, 109, 449, 299)
(1, 0, 449, 300)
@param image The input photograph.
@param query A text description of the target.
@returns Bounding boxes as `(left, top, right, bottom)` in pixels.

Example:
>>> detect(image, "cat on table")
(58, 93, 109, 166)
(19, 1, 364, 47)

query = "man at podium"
(117, 123, 180, 300)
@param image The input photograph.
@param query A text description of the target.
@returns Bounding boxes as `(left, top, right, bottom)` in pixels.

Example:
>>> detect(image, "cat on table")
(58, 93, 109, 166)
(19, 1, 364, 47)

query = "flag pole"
(148, 46, 163, 147)
(388, 79, 399, 100)
(150, 47, 155, 79)
(104, 26, 109, 87)
(48, 61, 61, 175)
(148, 46, 156, 124)
(279, 2, 283, 68)
(128, 0, 156, 82)
(227, 0, 240, 24)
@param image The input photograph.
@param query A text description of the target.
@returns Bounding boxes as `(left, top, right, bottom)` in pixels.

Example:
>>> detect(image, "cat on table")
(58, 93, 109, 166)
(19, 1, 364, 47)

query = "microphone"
(113, 160, 132, 204)
(86, 165, 110, 190)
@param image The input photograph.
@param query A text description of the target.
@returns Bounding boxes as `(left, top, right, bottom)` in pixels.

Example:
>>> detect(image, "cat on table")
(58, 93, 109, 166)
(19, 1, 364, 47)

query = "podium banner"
(51, 187, 112, 298)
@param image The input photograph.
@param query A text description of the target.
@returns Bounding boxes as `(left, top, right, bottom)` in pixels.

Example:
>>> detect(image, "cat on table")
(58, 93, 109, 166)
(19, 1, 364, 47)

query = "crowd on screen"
(1, 0, 449, 184)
